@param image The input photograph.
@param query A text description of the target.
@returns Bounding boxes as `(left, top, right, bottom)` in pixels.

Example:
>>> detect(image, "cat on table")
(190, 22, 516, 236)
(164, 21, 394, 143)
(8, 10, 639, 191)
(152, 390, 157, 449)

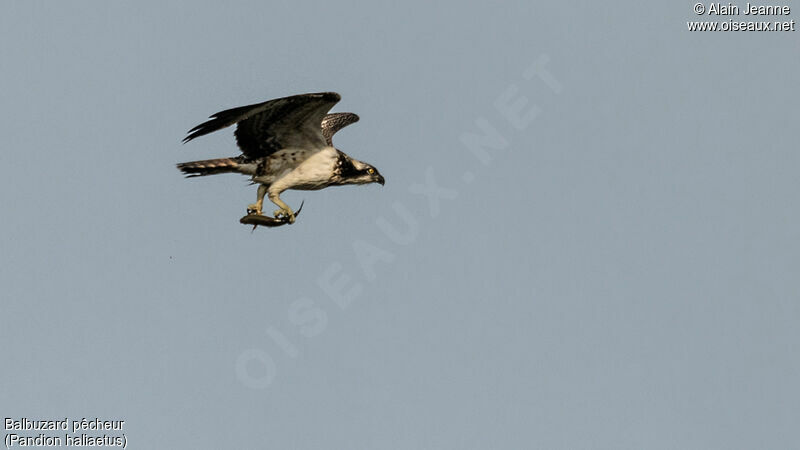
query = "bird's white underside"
(245, 146, 340, 194)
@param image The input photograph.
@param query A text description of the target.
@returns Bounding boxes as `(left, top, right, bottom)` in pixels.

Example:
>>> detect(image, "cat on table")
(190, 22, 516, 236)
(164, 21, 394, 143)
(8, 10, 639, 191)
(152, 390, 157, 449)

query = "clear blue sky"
(2, 1, 799, 448)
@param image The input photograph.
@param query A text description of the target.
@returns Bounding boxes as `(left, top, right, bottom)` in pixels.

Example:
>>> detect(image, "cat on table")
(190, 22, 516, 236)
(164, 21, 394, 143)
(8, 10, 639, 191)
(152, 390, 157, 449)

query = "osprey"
(178, 92, 384, 225)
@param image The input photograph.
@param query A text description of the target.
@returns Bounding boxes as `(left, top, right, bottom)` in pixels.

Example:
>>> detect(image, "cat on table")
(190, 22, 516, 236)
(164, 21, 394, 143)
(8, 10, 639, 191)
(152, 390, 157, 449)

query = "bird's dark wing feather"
(321, 112, 360, 146)
(183, 92, 341, 159)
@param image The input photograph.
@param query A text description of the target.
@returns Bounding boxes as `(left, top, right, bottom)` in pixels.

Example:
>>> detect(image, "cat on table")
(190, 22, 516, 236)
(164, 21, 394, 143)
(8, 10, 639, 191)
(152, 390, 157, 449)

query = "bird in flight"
(178, 92, 384, 226)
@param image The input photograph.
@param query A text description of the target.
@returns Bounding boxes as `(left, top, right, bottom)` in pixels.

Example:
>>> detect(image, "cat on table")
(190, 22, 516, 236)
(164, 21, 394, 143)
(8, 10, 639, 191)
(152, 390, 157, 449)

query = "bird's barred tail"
(177, 157, 241, 177)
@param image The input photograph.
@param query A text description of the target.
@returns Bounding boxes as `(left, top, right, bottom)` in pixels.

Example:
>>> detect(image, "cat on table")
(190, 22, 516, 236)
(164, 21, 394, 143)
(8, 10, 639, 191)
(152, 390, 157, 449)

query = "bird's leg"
(268, 192, 295, 224)
(247, 185, 268, 215)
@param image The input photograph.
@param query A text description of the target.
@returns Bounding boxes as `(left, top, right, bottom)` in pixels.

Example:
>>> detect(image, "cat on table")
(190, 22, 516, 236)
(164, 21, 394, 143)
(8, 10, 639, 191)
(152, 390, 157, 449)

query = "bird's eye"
(367, 168, 375, 174)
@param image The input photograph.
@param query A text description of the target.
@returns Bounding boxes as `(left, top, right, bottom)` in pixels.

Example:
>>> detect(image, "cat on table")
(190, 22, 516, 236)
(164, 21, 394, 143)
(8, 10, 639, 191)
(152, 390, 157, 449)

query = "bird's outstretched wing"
(321, 112, 360, 146)
(183, 92, 341, 159)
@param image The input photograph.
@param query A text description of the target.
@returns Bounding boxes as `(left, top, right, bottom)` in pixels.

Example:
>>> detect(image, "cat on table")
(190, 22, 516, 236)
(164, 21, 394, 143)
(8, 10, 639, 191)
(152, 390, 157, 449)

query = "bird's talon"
(272, 209, 296, 223)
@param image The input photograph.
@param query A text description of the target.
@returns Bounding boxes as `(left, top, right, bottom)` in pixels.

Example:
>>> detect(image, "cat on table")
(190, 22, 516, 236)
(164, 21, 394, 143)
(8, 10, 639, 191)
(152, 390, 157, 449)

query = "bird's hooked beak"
(375, 173, 385, 186)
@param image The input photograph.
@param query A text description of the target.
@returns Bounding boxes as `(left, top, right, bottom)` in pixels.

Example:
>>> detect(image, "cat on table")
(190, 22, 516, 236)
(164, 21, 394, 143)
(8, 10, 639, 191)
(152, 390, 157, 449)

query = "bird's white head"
(349, 159, 385, 186)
